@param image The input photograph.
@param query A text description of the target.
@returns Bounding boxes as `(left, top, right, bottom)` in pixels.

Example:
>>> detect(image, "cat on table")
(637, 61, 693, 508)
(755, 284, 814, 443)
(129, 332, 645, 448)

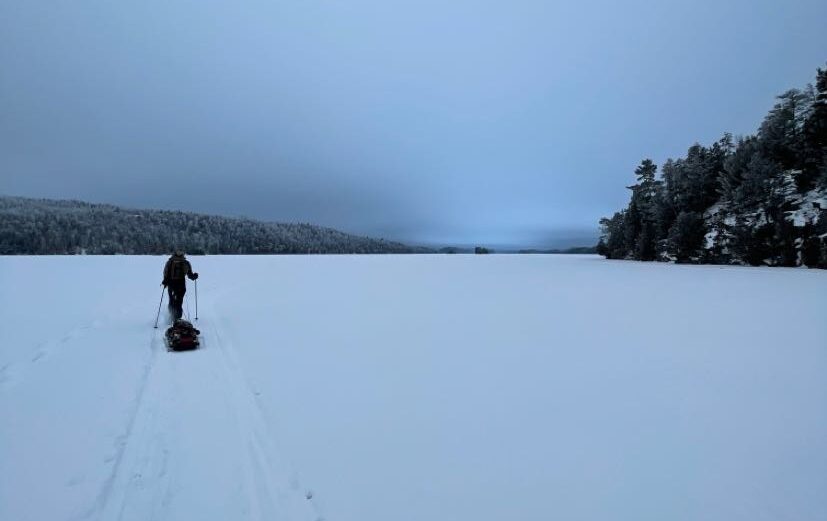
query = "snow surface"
(1, 254, 826, 521)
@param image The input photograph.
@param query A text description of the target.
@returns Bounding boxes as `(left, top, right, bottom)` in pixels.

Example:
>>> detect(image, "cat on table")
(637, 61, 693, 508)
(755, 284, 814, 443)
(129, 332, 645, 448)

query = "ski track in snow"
(89, 303, 321, 521)
(89, 328, 164, 521)
(208, 317, 325, 521)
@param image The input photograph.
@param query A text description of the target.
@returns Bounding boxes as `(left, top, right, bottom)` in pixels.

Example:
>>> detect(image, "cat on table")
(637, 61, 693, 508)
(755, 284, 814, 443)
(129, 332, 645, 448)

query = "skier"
(162, 250, 198, 321)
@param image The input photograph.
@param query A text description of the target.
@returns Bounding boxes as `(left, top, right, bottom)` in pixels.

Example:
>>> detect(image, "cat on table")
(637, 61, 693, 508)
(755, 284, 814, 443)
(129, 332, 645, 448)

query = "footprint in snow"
(65, 475, 84, 487)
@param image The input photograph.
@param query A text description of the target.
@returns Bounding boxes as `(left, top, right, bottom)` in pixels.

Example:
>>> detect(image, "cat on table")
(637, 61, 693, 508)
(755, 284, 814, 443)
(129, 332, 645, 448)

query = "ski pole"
(194, 279, 199, 320)
(154, 286, 165, 329)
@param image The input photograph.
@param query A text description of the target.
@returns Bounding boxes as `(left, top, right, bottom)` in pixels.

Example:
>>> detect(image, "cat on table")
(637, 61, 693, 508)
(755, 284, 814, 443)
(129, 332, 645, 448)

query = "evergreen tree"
(628, 159, 659, 260)
(760, 88, 814, 178)
(598, 212, 628, 259)
(802, 67, 827, 189)
(667, 211, 706, 263)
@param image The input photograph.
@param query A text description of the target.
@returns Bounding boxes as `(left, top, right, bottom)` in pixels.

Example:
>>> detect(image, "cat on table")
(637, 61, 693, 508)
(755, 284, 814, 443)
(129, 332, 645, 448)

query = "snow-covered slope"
(1, 255, 826, 521)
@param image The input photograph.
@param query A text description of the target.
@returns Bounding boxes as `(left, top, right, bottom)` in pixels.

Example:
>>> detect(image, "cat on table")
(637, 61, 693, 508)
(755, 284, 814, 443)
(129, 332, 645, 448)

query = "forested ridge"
(598, 65, 827, 268)
(0, 196, 425, 254)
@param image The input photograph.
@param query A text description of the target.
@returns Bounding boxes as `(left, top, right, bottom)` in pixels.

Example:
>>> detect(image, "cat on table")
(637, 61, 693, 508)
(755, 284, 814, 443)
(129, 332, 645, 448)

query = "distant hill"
(517, 246, 598, 254)
(0, 196, 429, 255)
(436, 246, 474, 254)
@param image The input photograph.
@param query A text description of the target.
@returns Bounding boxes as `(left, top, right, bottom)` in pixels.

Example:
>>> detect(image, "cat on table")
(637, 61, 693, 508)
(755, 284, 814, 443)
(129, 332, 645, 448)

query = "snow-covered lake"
(1, 254, 825, 521)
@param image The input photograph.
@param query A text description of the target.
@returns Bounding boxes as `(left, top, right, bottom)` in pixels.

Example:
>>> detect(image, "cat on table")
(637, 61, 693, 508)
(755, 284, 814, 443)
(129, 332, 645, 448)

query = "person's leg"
(172, 282, 186, 320)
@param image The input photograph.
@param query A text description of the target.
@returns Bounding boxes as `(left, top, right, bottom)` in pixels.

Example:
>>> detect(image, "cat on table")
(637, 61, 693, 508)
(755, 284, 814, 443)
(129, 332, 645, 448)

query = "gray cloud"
(2, 0, 826, 248)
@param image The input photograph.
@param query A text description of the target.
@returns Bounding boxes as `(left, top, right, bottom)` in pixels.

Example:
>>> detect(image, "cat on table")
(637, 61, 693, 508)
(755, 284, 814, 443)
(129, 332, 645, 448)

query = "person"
(162, 250, 198, 321)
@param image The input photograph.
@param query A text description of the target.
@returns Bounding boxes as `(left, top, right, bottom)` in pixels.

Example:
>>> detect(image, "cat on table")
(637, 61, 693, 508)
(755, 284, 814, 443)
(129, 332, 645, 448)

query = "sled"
(165, 319, 201, 351)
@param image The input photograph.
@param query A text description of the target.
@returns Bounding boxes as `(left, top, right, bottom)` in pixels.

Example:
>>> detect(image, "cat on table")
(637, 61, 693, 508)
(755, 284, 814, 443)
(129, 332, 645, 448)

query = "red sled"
(165, 319, 201, 351)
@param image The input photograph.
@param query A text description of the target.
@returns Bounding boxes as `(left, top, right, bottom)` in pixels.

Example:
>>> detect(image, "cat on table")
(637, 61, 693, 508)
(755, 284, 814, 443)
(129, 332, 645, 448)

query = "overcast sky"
(1, 0, 826, 248)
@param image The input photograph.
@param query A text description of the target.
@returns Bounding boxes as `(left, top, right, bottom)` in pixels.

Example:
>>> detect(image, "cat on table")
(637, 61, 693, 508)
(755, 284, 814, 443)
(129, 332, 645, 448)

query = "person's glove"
(191, 272, 199, 280)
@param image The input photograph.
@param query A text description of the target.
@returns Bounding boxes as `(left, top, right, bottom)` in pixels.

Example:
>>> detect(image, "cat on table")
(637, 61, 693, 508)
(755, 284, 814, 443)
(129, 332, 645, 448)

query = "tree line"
(597, 65, 827, 268)
(0, 196, 426, 255)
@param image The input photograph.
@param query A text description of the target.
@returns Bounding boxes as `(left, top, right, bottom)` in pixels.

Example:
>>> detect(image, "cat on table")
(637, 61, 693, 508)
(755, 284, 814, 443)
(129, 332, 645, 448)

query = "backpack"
(169, 258, 188, 281)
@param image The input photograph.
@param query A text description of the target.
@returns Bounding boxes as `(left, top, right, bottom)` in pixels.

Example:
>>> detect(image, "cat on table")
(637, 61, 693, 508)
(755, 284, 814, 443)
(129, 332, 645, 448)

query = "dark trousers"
(167, 280, 186, 320)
